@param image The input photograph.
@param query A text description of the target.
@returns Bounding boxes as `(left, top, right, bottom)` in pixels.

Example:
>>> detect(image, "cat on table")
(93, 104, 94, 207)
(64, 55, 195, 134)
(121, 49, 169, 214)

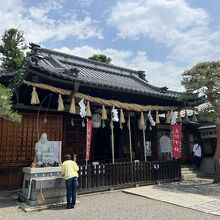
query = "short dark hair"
(64, 154, 71, 160)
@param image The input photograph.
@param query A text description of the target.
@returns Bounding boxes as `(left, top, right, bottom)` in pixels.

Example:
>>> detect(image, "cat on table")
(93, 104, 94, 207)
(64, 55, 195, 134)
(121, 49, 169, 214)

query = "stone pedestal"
(200, 157, 215, 175)
(19, 167, 66, 206)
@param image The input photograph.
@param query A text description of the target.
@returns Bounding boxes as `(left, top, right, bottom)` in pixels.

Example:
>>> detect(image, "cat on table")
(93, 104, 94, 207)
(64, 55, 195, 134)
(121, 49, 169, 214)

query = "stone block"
(19, 167, 67, 206)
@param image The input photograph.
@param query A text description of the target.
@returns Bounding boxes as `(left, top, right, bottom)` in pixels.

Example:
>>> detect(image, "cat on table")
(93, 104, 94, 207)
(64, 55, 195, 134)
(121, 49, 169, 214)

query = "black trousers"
(194, 156, 201, 167)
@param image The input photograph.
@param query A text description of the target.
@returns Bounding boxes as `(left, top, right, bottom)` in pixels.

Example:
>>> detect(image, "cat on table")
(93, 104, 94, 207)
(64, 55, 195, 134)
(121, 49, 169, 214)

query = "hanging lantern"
(58, 94, 64, 111)
(183, 110, 189, 121)
(31, 87, 40, 105)
(92, 113, 101, 128)
(86, 101, 92, 117)
(69, 97, 76, 114)
(177, 111, 182, 122)
(120, 109, 125, 124)
(156, 111, 160, 124)
(101, 105, 108, 120)
(165, 111, 171, 123)
(192, 111, 198, 122)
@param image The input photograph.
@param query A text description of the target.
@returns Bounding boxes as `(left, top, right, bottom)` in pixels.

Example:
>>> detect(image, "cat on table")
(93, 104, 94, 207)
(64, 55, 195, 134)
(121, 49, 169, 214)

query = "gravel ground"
(0, 190, 219, 220)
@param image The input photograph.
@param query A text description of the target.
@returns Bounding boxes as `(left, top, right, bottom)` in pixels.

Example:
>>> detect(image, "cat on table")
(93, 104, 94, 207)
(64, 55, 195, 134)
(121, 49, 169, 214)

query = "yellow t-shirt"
(62, 160, 79, 180)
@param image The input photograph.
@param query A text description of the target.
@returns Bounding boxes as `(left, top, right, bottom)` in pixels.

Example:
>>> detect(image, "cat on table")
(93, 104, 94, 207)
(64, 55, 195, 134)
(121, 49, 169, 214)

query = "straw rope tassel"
(156, 111, 160, 124)
(101, 105, 108, 120)
(69, 97, 76, 114)
(86, 101, 92, 117)
(166, 111, 171, 123)
(58, 94, 64, 111)
(177, 111, 182, 122)
(120, 109, 125, 124)
(31, 87, 40, 105)
(184, 110, 189, 121)
(192, 111, 198, 122)
(140, 112, 145, 126)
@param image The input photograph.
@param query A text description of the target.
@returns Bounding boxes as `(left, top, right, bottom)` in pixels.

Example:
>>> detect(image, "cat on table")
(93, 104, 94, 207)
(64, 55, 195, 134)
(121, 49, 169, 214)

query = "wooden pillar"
(110, 120, 115, 164)
(128, 114, 132, 162)
(214, 123, 220, 182)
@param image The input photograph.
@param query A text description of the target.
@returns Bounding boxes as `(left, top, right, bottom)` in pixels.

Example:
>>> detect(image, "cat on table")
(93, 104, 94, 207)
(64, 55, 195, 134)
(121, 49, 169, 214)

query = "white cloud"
(108, 0, 220, 65)
(77, 0, 94, 6)
(0, 0, 102, 44)
(54, 45, 184, 91)
(54, 46, 133, 67)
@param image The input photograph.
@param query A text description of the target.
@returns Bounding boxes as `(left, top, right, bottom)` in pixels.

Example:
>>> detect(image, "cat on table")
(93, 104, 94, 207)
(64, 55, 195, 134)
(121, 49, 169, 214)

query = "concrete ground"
(123, 178, 220, 216)
(1, 187, 220, 220)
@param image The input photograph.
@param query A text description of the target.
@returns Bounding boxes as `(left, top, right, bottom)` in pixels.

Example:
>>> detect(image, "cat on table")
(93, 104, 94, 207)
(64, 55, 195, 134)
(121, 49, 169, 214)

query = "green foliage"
(89, 54, 112, 64)
(0, 28, 27, 122)
(181, 61, 220, 123)
(0, 28, 27, 89)
(0, 84, 21, 122)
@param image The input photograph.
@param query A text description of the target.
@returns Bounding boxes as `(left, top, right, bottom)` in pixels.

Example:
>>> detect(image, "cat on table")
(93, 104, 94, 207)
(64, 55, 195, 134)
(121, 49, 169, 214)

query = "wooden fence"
(77, 160, 181, 194)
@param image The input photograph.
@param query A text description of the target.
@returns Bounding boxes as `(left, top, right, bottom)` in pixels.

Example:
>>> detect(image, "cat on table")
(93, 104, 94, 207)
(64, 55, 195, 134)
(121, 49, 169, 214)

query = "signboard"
(171, 124, 182, 158)
(159, 135, 172, 153)
(144, 141, 152, 156)
(200, 128, 216, 139)
(86, 119, 93, 161)
(50, 141, 62, 162)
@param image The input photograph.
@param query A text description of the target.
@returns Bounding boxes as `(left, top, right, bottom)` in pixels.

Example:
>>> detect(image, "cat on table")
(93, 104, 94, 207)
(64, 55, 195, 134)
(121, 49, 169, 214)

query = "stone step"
(181, 167, 198, 172)
(181, 173, 198, 180)
(181, 170, 198, 175)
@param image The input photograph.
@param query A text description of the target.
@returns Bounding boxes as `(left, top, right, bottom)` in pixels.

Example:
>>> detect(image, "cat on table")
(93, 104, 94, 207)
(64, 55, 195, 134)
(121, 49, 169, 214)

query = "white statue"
(35, 133, 55, 165)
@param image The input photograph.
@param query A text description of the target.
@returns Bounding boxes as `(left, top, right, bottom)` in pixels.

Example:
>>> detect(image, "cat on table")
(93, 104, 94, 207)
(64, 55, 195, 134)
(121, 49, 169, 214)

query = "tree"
(0, 28, 26, 122)
(182, 61, 220, 120)
(0, 28, 27, 89)
(89, 54, 112, 64)
(0, 84, 21, 122)
(181, 61, 220, 182)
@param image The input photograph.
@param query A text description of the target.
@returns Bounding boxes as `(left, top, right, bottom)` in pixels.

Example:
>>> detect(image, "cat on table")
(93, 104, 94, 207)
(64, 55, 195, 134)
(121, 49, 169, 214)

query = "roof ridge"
(131, 73, 181, 96)
(30, 43, 143, 77)
(51, 55, 135, 78)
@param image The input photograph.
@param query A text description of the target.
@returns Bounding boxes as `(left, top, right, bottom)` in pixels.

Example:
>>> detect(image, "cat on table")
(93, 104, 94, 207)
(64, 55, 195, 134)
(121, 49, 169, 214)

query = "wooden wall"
(62, 116, 86, 164)
(0, 113, 62, 190)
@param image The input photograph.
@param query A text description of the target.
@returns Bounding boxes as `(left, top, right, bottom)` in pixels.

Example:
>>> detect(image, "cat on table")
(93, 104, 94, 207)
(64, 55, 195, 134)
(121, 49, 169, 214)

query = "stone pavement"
(123, 178, 220, 216)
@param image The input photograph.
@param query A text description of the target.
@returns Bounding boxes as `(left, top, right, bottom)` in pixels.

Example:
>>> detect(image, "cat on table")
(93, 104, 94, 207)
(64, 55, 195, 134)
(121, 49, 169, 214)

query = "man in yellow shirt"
(62, 154, 79, 209)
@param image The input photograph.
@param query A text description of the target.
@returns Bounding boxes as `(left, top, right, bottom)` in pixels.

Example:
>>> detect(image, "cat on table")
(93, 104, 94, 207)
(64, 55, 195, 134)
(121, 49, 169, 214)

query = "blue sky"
(1, 0, 220, 91)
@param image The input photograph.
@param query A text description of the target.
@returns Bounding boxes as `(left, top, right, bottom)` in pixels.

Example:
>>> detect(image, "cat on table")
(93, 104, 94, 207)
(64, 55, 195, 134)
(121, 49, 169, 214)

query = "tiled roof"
(28, 44, 181, 99)
(0, 69, 15, 77)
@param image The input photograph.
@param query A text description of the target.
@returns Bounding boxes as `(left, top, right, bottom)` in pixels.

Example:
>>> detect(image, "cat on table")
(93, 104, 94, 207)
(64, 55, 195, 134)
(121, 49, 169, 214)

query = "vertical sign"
(50, 141, 62, 162)
(171, 124, 182, 158)
(86, 119, 92, 161)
